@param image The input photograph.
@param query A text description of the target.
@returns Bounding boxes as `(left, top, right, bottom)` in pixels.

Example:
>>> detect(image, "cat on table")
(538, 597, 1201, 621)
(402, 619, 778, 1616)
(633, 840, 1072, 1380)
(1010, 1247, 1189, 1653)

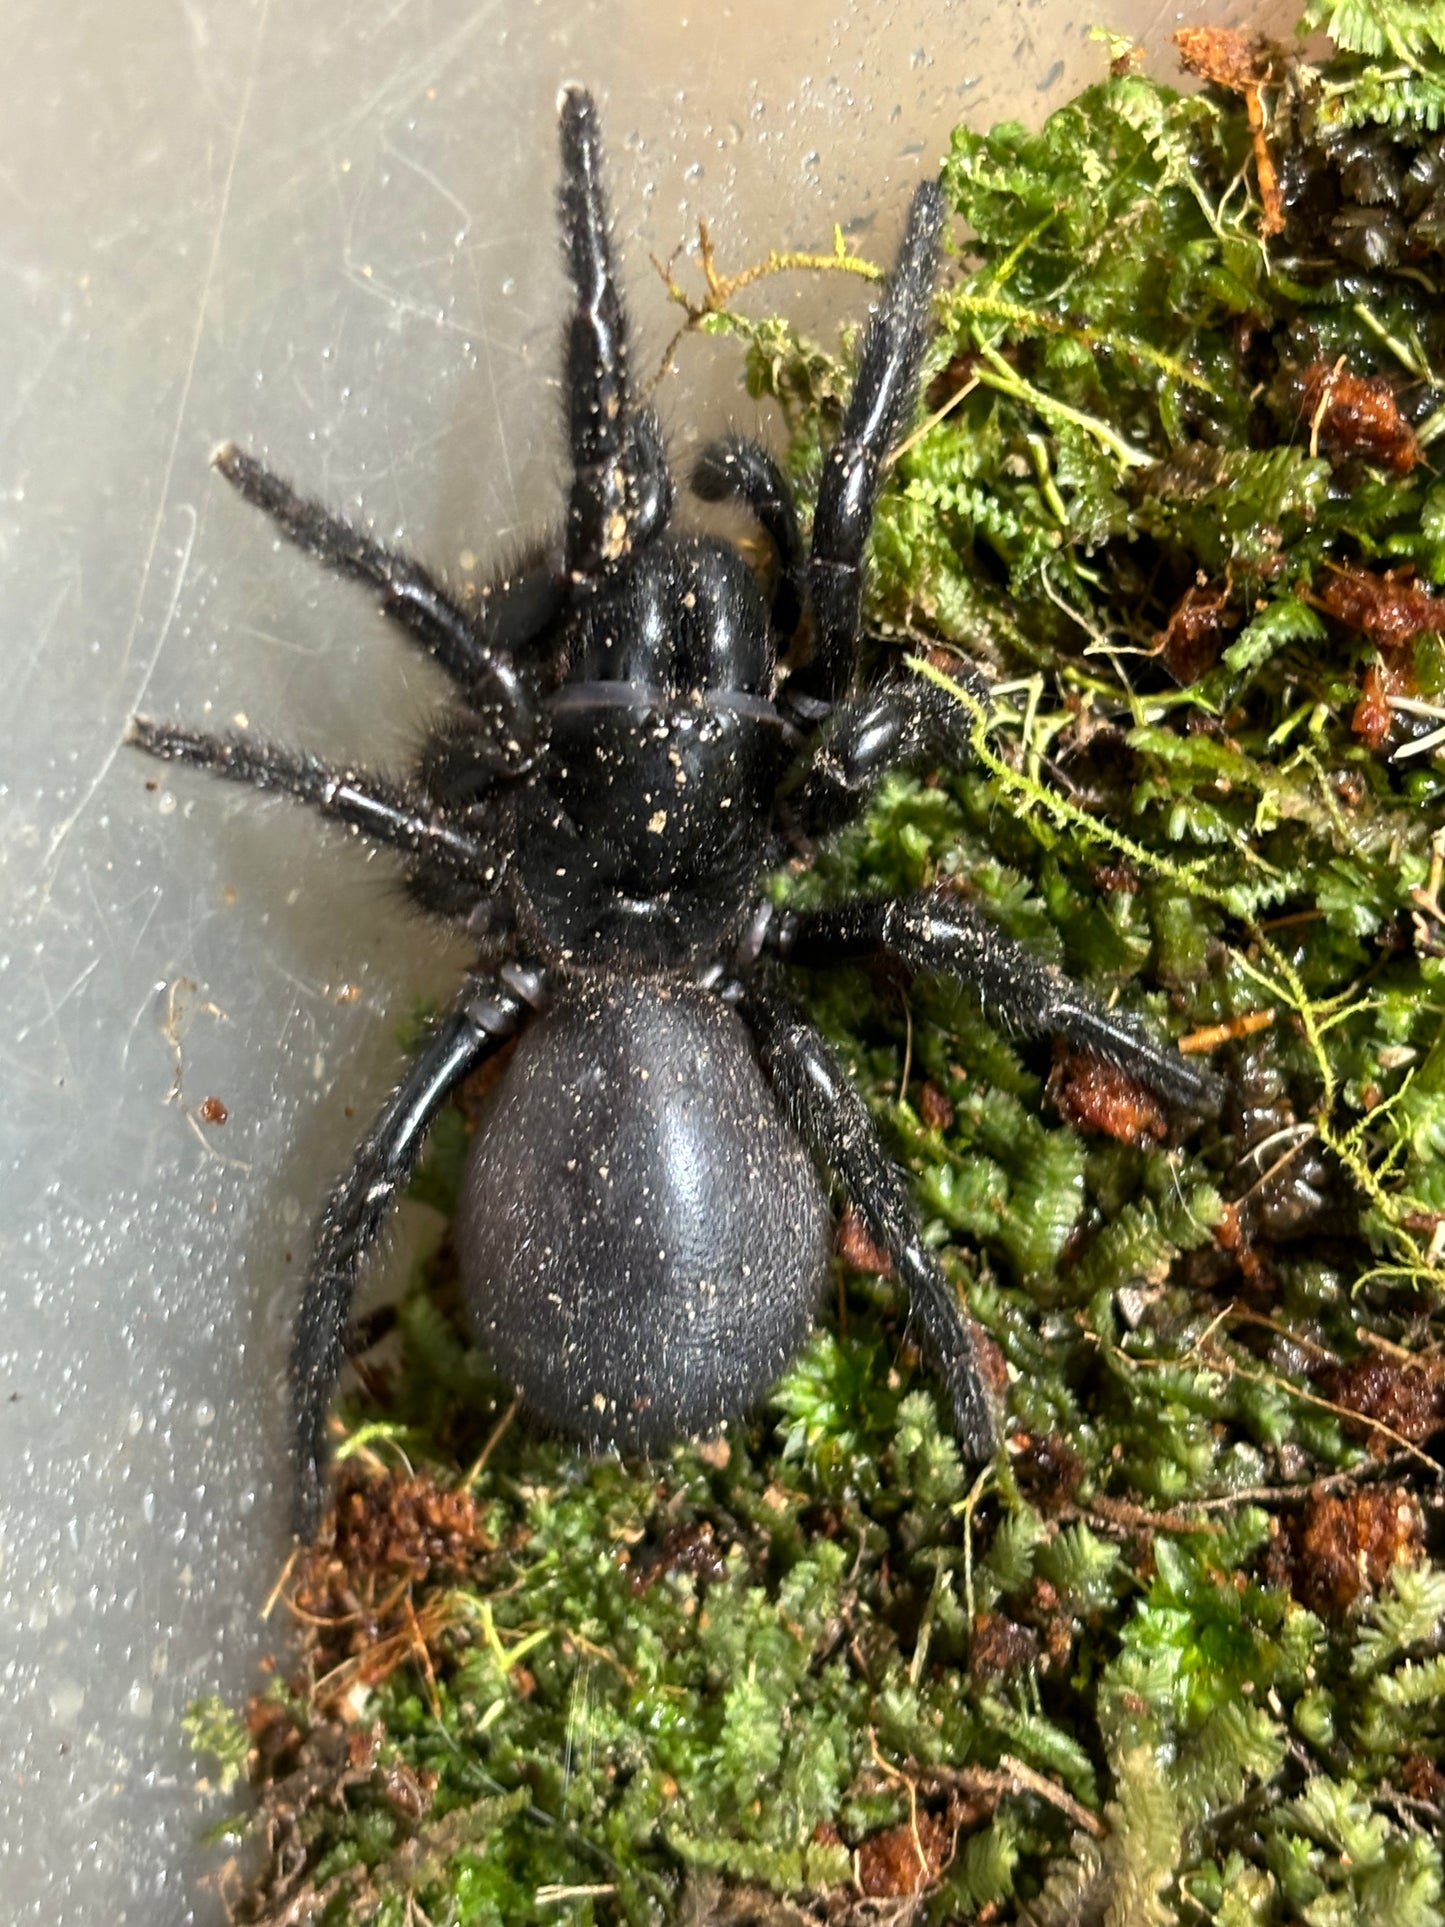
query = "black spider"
(131, 89, 1219, 1539)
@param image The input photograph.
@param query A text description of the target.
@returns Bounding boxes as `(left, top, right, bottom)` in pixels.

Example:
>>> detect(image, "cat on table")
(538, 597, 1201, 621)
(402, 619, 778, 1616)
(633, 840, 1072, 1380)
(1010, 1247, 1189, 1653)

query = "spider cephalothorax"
(132, 89, 1218, 1537)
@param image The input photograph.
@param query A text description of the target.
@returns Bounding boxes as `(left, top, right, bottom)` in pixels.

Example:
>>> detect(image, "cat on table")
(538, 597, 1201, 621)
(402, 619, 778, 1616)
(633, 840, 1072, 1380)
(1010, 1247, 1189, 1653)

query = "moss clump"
(200, 10, 1445, 1923)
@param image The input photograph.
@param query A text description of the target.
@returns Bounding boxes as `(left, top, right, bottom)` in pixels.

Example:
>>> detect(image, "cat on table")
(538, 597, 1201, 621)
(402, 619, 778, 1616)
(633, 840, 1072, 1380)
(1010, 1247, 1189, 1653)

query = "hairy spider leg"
(773, 892, 1224, 1115)
(690, 434, 806, 635)
(292, 982, 532, 1536)
(795, 180, 946, 706)
(127, 718, 501, 897)
(213, 444, 550, 774)
(784, 673, 989, 842)
(743, 985, 1000, 1459)
(558, 87, 674, 582)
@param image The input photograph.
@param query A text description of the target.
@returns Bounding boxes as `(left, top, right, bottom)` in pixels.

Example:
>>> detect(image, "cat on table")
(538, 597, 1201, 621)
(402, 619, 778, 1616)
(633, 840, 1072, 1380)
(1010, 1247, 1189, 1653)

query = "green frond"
(1302, 0, 1445, 61)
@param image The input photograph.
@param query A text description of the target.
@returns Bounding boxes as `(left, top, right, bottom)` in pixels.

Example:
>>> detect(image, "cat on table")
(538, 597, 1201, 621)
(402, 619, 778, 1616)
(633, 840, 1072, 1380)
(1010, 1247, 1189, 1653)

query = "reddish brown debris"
(1047, 1047, 1169, 1148)
(1158, 581, 1238, 684)
(976, 1324, 1011, 1404)
(1213, 1199, 1271, 1290)
(1354, 655, 1423, 750)
(629, 1519, 730, 1595)
(982, 1572, 1078, 1679)
(1332, 767, 1369, 809)
(1321, 564, 1435, 750)
(1402, 1754, 1445, 1805)
(855, 1810, 953, 1897)
(246, 1692, 304, 1768)
(1088, 860, 1141, 895)
(1174, 24, 1273, 91)
(917, 1080, 956, 1132)
(220, 1716, 485, 1926)
(285, 1466, 493, 1671)
(1318, 1349, 1445, 1451)
(969, 1610, 1040, 1681)
(1173, 29, 1285, 235)
(1320, 564, 1443, 652)
(325, 1467, 488, 1583)
(1263, 1484, 1423, 1617)
(1014, 1430, 1087, 1515)
(1214, 1201, 1247, 1253)
(383, 1757, 438, 1824)
(1353, 663, 1396, 750)
(1299, 360, 1422, 475)
(1026, 1577, 1077, 1674)
(835, 1204, 896, 1277)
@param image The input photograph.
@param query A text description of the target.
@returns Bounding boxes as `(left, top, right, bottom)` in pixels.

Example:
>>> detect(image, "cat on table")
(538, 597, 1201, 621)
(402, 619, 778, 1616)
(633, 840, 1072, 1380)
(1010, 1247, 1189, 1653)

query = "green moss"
(183, 1695, 250, 1795)
(203, 11, 1445, 1924)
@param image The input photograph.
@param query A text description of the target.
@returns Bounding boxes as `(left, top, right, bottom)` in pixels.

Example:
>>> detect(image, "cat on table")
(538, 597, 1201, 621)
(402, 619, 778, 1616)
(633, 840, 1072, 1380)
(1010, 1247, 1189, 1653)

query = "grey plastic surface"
(2, 1, 1294, 1920)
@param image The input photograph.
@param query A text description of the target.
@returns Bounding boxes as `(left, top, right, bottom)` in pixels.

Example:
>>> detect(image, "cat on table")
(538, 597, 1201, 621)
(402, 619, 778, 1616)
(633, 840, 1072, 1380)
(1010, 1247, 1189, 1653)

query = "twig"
(460, 1392, 521, 1493)
(261, 1545, 300, 1622)
(997, 1753, 1106, 1839)
(654, 217, 882, 324)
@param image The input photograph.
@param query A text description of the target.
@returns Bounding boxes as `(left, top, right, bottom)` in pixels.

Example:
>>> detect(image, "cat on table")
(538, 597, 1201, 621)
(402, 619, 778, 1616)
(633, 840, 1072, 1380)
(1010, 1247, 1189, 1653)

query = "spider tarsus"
(214, 440, 379, 573)
(211, 439, 248, 485)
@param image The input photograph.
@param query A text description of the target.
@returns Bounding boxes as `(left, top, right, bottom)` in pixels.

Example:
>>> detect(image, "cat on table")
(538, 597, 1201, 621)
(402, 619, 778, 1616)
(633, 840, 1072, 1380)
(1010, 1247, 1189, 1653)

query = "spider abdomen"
(456, 974, 830, 1449)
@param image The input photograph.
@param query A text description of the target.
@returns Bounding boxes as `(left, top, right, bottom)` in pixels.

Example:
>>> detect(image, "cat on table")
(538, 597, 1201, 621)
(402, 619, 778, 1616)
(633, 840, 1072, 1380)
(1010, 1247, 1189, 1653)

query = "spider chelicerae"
(132, 88, 1219, 1537)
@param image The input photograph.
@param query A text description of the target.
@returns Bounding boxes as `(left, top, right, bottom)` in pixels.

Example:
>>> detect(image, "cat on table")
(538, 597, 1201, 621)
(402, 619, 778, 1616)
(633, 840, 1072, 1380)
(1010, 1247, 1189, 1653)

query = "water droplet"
(50, 1679, 85, 1723)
